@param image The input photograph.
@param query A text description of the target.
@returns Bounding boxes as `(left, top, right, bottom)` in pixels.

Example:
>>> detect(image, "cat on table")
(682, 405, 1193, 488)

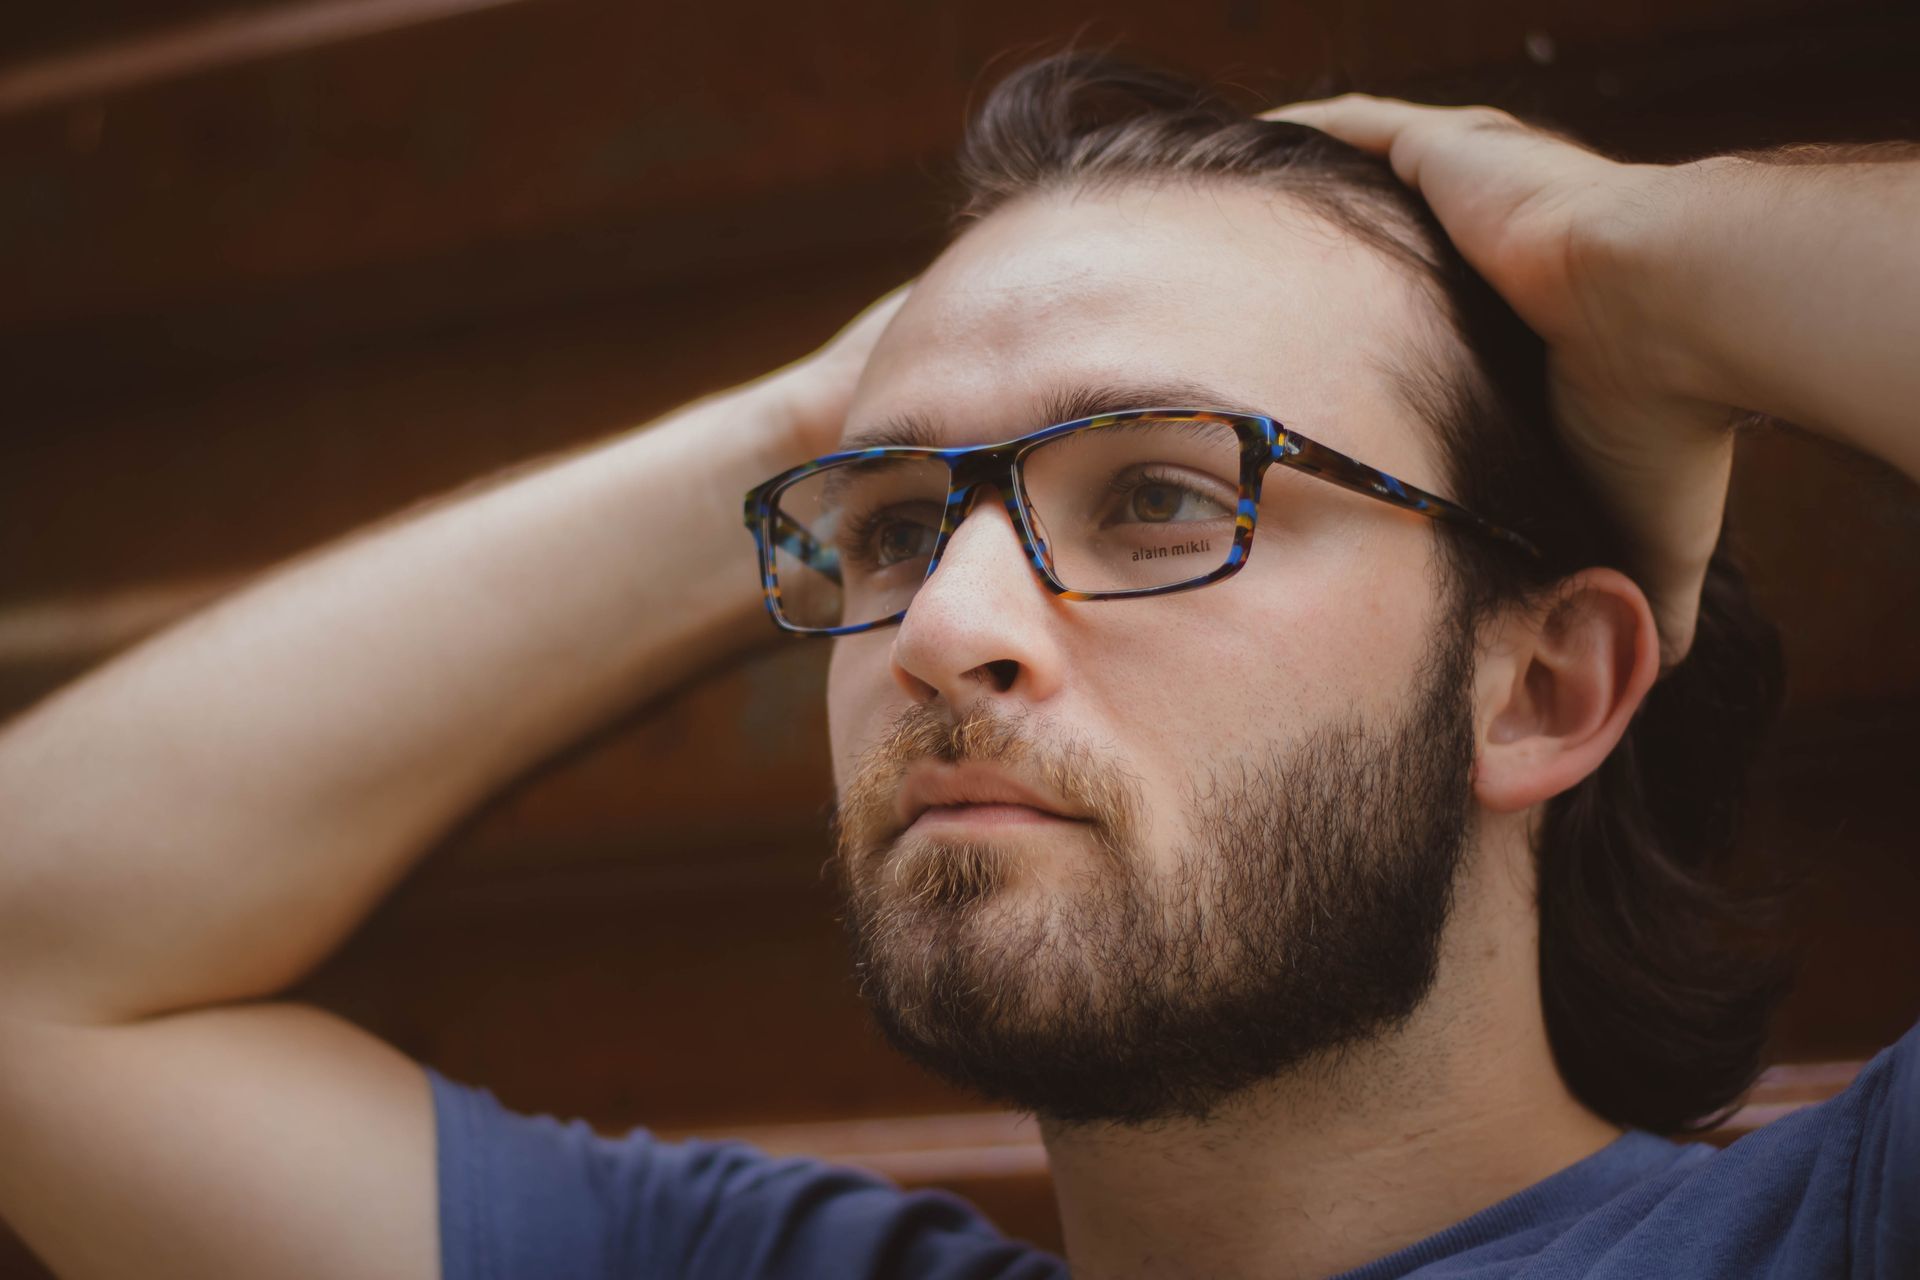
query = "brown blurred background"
(2, 0, 1918, 1272)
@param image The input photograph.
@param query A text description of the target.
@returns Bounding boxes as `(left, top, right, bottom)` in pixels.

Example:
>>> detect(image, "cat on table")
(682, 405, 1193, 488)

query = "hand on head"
(763, 283, 913, 463)
(1263, 94, 1737, 665)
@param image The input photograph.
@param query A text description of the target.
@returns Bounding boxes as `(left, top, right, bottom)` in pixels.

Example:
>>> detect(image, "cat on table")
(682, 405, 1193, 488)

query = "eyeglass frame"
(742, 407, 1543, 637)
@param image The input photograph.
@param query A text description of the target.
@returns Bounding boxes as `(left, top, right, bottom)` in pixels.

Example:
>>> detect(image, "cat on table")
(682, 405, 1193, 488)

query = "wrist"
(591, 388, 791, 659)
(692, 365, 837, 481)
(1604, 156, 1771, 412)
(1558, 162, 1694, 409)
(646, 374, 814, 490)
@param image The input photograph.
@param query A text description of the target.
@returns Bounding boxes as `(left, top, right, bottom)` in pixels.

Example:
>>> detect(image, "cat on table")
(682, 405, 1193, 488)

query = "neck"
(1040, 831, 1621, 1280)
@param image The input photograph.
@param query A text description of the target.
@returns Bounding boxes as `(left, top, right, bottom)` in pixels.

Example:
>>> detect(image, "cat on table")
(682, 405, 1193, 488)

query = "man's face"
(824, 182, 1481, 1123)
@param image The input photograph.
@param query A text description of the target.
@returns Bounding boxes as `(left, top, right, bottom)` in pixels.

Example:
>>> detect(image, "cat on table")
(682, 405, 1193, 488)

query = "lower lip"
(909, 804, 1079, 831)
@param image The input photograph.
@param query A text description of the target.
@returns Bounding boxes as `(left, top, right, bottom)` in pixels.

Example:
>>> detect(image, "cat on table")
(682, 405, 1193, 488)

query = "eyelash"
(1107, 465, 1189, 495)
(1103, 466, 1233, 515)
(837, 505, 937, 565)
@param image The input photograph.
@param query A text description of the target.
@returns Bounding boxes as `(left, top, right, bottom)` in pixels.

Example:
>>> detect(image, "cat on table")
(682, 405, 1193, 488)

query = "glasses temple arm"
(765, 509, 844, 586)
(1277, 432, 1543, 560)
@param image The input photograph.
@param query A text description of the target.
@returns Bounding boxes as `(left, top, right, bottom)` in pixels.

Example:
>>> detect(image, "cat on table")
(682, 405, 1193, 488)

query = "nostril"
(983, 659, 1019, 692)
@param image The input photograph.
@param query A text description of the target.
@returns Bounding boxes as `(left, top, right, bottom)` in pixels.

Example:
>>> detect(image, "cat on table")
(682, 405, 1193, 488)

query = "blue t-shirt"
(427, 1019, 1918, 1278)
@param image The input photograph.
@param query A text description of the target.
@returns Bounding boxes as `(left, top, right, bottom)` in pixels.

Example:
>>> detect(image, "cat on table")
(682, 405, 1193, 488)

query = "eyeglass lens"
(768, 416, 1244, 631)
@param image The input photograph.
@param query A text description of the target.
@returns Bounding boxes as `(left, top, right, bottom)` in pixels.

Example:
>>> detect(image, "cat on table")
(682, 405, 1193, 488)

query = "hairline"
(958, 171, 1488, 499)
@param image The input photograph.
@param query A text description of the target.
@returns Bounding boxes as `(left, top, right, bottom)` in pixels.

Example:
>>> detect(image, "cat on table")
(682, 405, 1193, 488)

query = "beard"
(832, 620, 1479, 1127)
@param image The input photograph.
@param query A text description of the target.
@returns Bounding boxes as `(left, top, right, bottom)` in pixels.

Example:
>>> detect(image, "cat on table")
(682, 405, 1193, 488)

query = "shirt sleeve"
(1852, 1015, 1920, 1276)
(426, 1066, 1066, 1280)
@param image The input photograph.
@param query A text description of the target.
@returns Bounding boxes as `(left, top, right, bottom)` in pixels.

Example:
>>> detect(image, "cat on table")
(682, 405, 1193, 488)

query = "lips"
(895, 762, 1086, 835)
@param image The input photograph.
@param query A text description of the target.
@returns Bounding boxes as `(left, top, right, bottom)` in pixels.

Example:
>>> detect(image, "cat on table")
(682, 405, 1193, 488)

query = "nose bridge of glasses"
(948, 443, 1017, 491)
(924, 447, 1047, 579)
(943, 446, 1026, 527)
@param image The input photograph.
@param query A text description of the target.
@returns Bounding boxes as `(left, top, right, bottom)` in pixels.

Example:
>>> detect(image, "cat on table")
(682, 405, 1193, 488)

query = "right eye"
(840, 505, 941, 570)
(1098, 466, 1235, 527)
(872, 518, 936, 567)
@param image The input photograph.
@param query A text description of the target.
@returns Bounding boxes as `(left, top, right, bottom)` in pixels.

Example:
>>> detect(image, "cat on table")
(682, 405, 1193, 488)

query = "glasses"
(743, 408, 1541, 636)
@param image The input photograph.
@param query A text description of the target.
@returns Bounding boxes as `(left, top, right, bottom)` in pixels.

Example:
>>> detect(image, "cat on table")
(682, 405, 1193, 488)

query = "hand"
(1262, 95, 1735, 664)
(757, 283, 911, 464)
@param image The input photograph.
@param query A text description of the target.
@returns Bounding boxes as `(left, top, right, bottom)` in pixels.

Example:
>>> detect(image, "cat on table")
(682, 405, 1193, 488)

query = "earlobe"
(1473, 569, 1661, 814)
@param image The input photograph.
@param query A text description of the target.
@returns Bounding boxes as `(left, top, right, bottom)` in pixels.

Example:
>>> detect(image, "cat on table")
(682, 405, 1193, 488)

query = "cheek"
(1103, 531, 1440, 767)
(819, 533, 1441, 818)
(826, 632, 898, 791)
(1254, 539, 1441, 719)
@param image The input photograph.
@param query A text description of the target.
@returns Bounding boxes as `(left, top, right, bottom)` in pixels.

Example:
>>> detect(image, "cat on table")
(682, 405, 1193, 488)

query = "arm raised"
(0, 286, 904, 1278)
(1265, 95, 1920, 659)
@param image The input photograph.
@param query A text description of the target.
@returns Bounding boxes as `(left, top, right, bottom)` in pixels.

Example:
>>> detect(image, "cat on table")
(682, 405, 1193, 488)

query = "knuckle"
(1461, 104, 1522, 132)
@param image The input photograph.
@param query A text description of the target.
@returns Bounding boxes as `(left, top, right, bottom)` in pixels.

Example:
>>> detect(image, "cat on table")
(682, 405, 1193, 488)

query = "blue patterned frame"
(743, 408, 1542, 636)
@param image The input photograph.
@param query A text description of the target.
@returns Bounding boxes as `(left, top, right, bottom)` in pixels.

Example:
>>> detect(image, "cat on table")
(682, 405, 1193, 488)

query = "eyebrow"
(839, 377, 1269, 452)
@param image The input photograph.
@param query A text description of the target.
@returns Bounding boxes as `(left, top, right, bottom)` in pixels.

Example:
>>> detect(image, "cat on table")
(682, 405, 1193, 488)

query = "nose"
(888, 483, 1065, 706)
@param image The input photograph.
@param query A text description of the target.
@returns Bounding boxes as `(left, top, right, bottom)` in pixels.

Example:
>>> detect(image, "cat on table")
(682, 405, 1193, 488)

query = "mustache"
(832, 701, 1144, 867)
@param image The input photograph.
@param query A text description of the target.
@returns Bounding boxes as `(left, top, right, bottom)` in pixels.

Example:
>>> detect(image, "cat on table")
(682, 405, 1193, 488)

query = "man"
(0, 52, 1914, 1279)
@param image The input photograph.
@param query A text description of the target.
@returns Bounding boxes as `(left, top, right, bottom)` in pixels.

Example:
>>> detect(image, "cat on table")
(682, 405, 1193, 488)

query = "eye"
(873, 518, 935, 567)
(1109, 470, 1233, 525)
(1130, 482, 1184, 523)
(839, 504, 941, 570)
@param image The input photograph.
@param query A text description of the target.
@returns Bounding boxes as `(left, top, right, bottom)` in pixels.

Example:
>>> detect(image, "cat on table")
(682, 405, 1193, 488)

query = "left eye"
(873, 519, 935, 566)
(1114, 475, 1231, 524)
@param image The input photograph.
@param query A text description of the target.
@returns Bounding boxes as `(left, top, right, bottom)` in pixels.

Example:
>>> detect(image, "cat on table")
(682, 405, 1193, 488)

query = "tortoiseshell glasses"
(743, 408, 1540, 636)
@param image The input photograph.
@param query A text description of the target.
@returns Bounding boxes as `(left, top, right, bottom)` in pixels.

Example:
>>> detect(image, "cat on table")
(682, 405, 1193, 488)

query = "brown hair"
(951, 51, 1791, 1134)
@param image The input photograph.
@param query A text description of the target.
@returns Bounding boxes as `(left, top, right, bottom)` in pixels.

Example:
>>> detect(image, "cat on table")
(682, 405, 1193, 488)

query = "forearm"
(0, 383, 794, 1025)
(1632, 150, 1920, 480)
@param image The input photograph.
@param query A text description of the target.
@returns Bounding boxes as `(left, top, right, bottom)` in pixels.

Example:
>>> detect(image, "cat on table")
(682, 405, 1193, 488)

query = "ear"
(1471, 568, 1661, 813)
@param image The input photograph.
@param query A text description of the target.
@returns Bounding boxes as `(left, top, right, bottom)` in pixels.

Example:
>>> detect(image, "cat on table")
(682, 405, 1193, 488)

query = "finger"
(1549, 379, 1734, 669)
(1258, 93, 1451, 156)
(1655, 585, 1704, 670)
(848, 281, 913, 332)
(823, 281, 913, 355)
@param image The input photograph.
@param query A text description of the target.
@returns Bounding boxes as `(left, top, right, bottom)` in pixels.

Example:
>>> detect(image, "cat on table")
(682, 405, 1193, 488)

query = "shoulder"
(426, 1067, 1065, 1280)
(1373, 1020, 1920, 1279)
(1580, 1016, 1920, 1278)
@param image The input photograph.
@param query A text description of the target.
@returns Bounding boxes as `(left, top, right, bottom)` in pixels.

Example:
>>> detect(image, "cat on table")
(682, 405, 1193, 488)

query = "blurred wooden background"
(2, 0, 1917, 1271)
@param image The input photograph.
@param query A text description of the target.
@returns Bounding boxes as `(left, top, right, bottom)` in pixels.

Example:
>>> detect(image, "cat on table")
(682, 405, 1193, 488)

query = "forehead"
(847, 181, 1446, 481)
